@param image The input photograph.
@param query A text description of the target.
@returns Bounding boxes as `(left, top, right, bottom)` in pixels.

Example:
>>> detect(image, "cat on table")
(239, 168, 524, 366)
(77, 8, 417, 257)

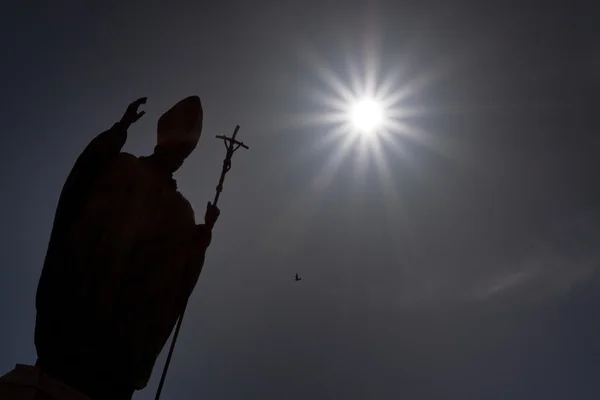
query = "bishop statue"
(33, 96, 218, 400)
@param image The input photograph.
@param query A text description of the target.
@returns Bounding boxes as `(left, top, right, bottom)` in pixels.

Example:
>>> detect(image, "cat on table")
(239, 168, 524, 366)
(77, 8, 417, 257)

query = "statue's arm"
(57, 121, 129, 223)
(37, 98, 147, 316)
(178, 201, 220, 298)
(64, 96, 147, 189)
(68, 95, 147, 181)
(74, 122, 128, 169)
(36, 122, 131, 313)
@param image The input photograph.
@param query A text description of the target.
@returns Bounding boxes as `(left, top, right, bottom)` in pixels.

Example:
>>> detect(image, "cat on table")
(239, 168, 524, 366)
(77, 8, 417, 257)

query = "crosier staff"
(155, 125, 249, 400)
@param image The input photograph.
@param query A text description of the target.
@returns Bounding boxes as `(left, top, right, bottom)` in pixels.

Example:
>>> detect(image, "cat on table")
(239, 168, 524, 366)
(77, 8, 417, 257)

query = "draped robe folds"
(34, 122, 211, 399)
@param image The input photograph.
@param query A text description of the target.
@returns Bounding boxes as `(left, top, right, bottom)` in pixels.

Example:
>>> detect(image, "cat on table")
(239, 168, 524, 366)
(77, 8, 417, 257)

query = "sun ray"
(297, 43, 357, 104)
(296, 50, 441, 204)
(345, 52, 364, 97)
(385, 106, 429, 120)
(302, 124, 352, 157)
(369, 136, 418, 259)
(308, 88, 352, 112)
(260, 125, 361, 253)
(284, 111, 346, 129)
(363, 46, 379, 98)
(380, 70, 436, 109)
(281, 32, 454, 257)
(311, 130, 360, 192)
(263, 35, 447, 261)
(378, 130, 418, 172)
(352, 134, 372, 184)
(371, 137, 401, 213)
(371, 136, 397, 188)
(314, 65, 357, 104)
(374, 67, 403, 101)
(385, 120, 459, 162)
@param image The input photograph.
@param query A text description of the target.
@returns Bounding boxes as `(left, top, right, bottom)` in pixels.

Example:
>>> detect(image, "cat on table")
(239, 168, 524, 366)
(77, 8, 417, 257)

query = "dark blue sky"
(1, 1, 600, 399)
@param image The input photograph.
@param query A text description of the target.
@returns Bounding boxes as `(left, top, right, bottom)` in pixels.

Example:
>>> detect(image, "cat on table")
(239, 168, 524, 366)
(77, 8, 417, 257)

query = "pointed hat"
(157, 95, 203, 157)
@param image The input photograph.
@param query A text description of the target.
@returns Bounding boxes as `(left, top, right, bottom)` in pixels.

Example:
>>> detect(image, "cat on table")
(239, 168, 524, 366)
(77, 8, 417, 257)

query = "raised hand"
(119, 97, 147, 128)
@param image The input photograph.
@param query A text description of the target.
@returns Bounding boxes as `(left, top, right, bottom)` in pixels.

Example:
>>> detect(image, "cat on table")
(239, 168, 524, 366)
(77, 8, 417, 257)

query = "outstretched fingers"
(133, 97, 148, 106)
(128, 97, 147, 122)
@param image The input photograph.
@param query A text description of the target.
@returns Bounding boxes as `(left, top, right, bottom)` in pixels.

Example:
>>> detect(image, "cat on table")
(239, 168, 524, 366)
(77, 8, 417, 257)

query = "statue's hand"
(204, 202, 220, 230)
(119, 97, 147, 128)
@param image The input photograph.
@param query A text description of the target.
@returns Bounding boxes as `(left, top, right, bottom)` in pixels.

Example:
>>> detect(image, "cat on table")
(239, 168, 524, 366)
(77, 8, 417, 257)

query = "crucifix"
(155, 125, 249, 400)
(213, 125, 250, 206)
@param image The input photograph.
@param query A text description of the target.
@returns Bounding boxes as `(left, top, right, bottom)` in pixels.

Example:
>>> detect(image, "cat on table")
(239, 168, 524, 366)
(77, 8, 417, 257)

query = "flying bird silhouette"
(295, 273, 302, 282)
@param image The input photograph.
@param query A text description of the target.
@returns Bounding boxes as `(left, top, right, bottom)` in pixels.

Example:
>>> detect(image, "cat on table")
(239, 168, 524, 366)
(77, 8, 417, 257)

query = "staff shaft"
(155, 125, 248, 400)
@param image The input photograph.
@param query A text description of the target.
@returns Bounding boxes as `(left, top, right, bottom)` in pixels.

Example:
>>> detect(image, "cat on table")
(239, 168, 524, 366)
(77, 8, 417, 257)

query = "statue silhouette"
(34, 96, 219, 400)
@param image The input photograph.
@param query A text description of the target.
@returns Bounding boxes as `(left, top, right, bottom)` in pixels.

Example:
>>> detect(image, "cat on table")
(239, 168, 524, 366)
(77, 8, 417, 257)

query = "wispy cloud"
(472, 211, 600, 301)
(473, 267, 540, 299)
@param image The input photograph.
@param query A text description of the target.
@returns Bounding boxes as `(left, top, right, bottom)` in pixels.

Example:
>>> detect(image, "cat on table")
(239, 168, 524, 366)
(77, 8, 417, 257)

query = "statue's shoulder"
(116, 152, 140, 163)
(108, 152, 143, 172)
(94, 152, 143, 187)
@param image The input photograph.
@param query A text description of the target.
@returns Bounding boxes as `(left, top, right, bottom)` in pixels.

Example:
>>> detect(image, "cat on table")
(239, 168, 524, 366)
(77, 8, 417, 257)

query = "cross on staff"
(213, 125, 250, 206)
(155, 125, 249, 400)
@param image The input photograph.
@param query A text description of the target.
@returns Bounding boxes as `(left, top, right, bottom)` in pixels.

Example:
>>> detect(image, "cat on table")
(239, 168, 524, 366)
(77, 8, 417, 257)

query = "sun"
(349, 98, 385, 135)
(281, 32, 443, 210)
(262, 24, 449, 274)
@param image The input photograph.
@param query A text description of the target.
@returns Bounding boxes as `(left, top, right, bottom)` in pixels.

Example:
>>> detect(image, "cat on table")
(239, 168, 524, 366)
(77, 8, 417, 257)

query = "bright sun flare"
(287, 36, 440, 206)
(264, 30, 444, 262)
(349, 98, 385, 134)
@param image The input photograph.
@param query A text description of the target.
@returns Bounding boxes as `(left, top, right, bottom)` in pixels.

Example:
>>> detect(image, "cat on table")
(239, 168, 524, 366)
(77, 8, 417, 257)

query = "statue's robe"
(35, 122, 211, 399)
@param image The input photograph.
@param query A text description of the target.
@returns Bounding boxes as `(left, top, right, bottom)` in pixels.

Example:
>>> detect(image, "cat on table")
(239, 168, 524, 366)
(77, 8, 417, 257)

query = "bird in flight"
(295, 273, 302, 282)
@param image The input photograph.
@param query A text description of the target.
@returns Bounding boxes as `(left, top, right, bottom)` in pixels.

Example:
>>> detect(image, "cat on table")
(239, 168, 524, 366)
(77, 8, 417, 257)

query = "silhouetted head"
(152, 95, 203, 174)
